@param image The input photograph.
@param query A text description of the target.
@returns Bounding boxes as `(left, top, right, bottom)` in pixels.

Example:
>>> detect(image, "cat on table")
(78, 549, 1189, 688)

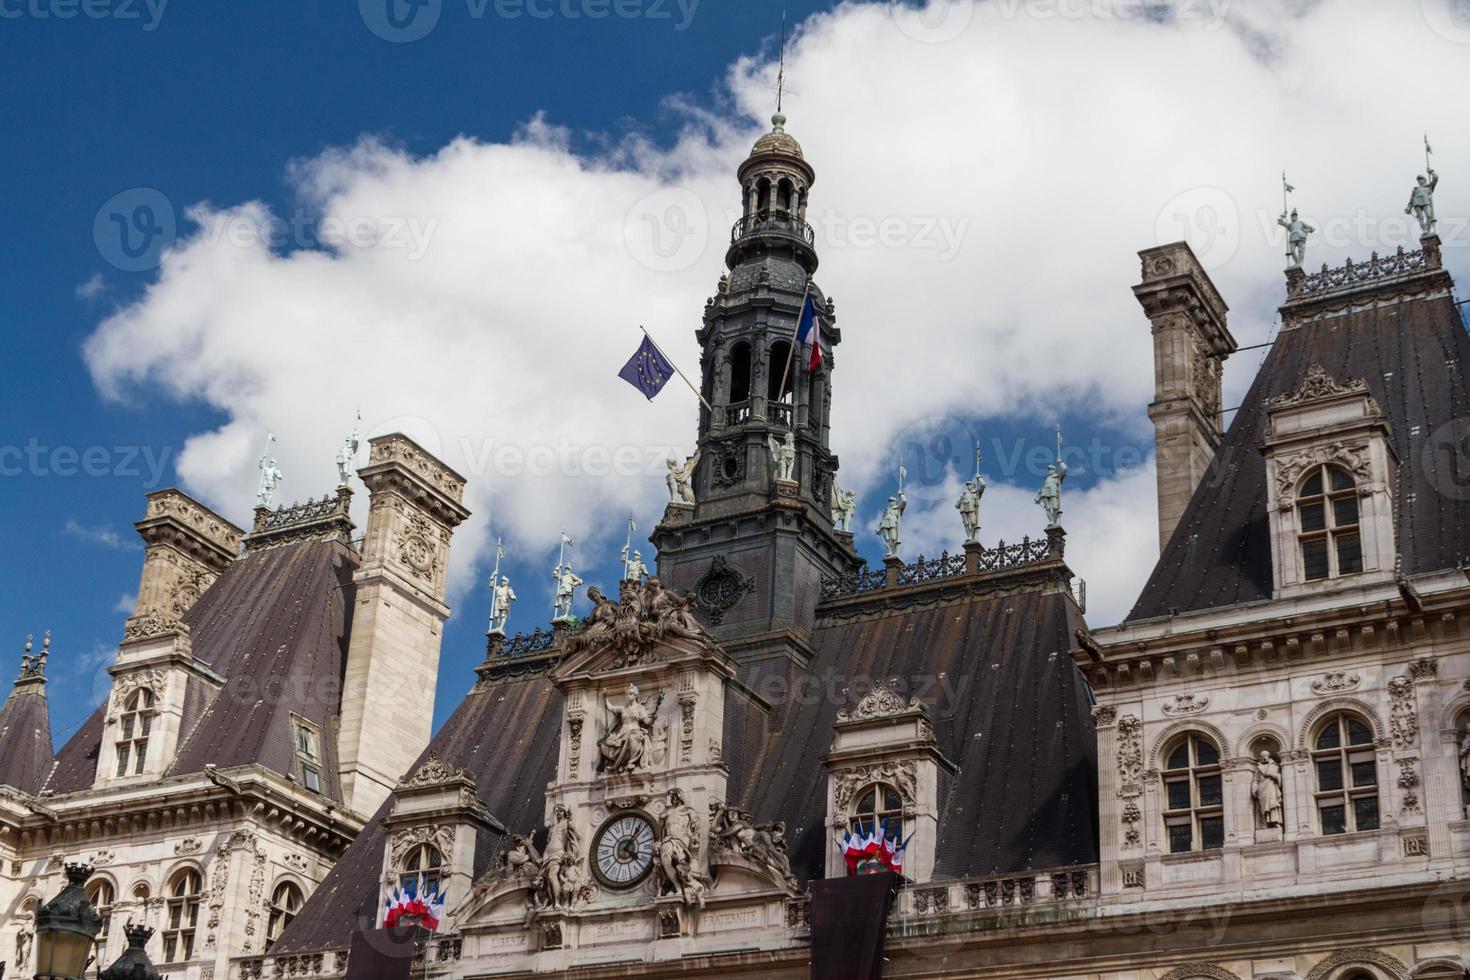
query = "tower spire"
(776, 11, 787, 117)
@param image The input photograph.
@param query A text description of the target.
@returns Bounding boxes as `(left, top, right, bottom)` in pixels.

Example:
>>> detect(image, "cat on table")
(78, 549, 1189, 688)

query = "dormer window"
(115, 688, 155, 777)
(294, 719, 322, 794)
(1297, 465, 1363, 581)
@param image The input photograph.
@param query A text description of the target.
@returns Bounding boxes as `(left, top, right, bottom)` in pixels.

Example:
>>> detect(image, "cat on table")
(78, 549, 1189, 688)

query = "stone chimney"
(124, 489, 243, 642)
(337, 434, 470, 817)
(1133, 242, 1237, 550)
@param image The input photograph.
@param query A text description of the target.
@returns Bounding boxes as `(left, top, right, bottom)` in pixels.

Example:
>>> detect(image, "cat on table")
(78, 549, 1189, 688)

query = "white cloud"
(112, 594, 136, 615)
(63, 520, 138, 551)
(75, 273, 105, 300)
(81, 0, 1470, 626)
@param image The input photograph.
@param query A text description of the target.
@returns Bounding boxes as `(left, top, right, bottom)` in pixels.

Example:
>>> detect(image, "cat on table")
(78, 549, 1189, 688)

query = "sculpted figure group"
(501, 804, 591, 919)
(566, 576, 715, 665)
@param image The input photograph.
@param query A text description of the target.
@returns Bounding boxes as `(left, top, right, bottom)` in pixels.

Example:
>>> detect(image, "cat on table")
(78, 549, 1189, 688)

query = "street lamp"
(99, 923, 162, 980)
(32, 863, 103, 980)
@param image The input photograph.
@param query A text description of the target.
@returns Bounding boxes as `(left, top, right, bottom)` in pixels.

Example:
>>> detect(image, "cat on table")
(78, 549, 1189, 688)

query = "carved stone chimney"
(123, 489, 243, 643)
(1132, 242, 1237, 550)
(337, 434, 470, 817)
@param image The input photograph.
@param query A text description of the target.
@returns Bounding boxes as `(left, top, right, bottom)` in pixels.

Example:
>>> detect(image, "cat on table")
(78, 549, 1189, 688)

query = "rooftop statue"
(489, 575, 517, 635)
(1277, 208, 1316, 270)
(256, 432, 283, 507)
(957, 444, 986, 543)
(666, 451, 700, 505)
(335, 414, 361, 488)
(1406, 169, 1439, 237)
(768, 431, 797, 483)
(551, 561, 582, 622)
(876, 465, 907, 558)
(830, 480, 857, 532)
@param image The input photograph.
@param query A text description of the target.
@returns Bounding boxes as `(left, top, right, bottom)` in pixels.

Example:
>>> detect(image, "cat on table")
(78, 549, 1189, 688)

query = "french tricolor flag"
(383, 878, 446, 931)
(795, 289, 822, 372)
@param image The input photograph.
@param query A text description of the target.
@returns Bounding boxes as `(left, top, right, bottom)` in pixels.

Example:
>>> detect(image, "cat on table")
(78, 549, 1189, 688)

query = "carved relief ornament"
(832, 760, 918, 815)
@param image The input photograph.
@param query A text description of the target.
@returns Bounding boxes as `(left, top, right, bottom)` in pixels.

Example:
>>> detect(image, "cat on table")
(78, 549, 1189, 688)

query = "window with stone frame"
(293, 718, 323, 794)
(86, 878, 115, 944)
(1296, 464, 1364, 581)
(266, 881, 304, 950)
(115, 688, 156, 777)
(398, 843, 443, 898)
(162, 868, 202, 962)
(849, 783, 905, 846)
(1311, 712, 1379, 835)
(1161, 733, 1224, 853)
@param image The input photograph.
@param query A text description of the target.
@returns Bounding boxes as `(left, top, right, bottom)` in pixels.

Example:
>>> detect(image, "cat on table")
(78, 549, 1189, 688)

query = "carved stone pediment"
(400, 752, 475, 790)
(1267, 363, 1369, 409)
(836, 680, 923, 723)
(554, 578, 730, 681)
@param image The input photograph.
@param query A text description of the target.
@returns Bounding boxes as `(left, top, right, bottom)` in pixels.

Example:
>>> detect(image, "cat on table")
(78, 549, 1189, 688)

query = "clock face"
(591, 811, 658, 889)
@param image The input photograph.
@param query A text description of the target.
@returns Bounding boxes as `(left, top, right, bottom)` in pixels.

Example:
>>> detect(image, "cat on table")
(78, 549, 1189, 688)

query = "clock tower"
(651, 113, 861, 666)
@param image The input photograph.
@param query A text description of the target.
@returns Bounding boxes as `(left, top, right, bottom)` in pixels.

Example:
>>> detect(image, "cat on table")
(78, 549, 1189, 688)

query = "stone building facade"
(0, 434, 469, 979)
(3, 113, 1469, 980)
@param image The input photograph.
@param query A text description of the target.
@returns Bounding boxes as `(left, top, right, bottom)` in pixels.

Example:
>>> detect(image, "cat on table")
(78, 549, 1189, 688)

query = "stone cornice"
(5, 767, 360, 854)
(1087, 582, 1468, 693)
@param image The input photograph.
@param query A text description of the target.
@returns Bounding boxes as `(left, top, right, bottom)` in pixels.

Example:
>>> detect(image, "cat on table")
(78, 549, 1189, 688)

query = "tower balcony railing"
(721, 400, 794, 429)
(730, 211, 816, 248)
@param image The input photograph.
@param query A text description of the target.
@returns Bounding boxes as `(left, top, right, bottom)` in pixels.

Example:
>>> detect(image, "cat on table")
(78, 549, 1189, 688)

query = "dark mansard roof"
(271, 563, 1099, 954)
(44, 538, 358, 798)
(0, 674, 55, 795)
(1128, 252, 1470, 622)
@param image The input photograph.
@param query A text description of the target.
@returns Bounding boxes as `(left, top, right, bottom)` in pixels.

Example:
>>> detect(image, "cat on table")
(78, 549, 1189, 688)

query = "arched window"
(1312, 712, 1378, 835)
(162, 868, 202, 963)
(1297, 465, 1363, 581)
(115, 688, 155, 777)
(777, 178, 795, 213)
(729, 341, 752, 407)
(1161, 734, 1223, 853)
(768, 340, 793, 403)
(755, 178, 771, 214)
(850, 783, 904, 846)
(266, 881, 304, 949)
(398, 844, 443, 898)
(86, 878, 115, 943)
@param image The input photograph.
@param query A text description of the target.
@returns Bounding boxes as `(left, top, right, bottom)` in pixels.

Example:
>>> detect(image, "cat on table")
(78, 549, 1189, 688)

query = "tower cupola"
(729, 114, 819, 276)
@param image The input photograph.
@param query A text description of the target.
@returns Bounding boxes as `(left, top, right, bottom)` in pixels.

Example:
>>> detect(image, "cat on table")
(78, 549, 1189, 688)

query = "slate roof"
(271, 571, 1099, 954)
(1128, 266, 1470, 622)
(45, 538, 358, 798)
(0, 675, 55, 794)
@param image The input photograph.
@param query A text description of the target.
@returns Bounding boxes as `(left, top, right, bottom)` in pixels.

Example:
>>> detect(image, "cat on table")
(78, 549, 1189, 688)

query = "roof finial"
(39, 630, 50, 673)
(773, 11, 788, 131)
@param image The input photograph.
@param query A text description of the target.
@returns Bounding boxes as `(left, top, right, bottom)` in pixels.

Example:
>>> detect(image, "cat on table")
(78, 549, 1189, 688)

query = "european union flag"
(619, 335, 676, 401)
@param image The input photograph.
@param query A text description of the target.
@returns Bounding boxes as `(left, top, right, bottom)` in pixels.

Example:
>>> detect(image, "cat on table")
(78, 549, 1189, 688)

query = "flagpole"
(777, 282, 812, 404)
(639, 325, 712, 411)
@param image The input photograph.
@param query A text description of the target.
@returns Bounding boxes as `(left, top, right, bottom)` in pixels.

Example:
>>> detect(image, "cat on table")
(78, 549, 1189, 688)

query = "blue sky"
(5, 0, 1467, 746)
